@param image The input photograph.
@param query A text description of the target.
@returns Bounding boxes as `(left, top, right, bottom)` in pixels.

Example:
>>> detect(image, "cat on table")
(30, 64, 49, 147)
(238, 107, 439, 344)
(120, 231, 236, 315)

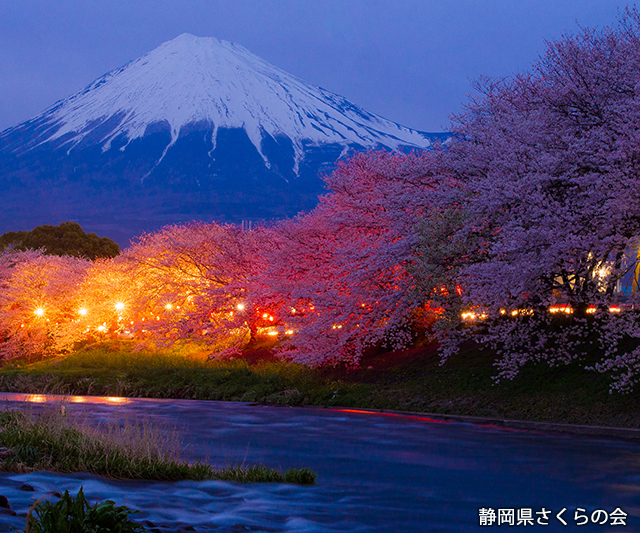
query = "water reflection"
(0, 393, 637, 532)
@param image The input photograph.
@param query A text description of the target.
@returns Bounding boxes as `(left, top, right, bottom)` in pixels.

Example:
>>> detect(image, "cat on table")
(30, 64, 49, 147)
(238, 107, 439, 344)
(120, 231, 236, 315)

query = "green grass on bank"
(0, 406, 316, 484)
(0, 339, 639, 429)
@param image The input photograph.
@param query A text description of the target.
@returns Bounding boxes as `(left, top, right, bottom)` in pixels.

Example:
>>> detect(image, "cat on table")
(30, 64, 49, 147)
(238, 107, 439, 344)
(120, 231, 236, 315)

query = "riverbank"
(0, 339, 637, 430)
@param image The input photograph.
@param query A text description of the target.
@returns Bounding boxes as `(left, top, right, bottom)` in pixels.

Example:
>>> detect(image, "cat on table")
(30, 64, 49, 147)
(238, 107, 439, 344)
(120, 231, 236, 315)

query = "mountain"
(0, 34, 445, 245)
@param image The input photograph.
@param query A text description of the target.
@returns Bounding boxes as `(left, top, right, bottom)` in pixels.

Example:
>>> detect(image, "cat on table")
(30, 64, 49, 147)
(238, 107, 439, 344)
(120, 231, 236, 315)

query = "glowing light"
(115, 302, 125, 311)
(285, 330, 294, 335)
(78, 308, 88, 316)
(165, 303, 173, 310)
(549, 305, 573, 314)
(26, 394, 46, 403)
(329, 408, 451, 425)
(20, 323, 24, 328)
(97, 325, 107, 332)
(267, 331, 278, 336)
(237, 303, 245, 311)
(511, 310, 519, 317)
(461, 311, 476, 321)
(609, 306, 622, 313)
(586, 306, 597, 314)
(262, 313, 269, 319)
(500, 309, 506, 315)
(71, 396, 85, 403)
(34, 308, 44, 317)
(106, 397, 128, 404)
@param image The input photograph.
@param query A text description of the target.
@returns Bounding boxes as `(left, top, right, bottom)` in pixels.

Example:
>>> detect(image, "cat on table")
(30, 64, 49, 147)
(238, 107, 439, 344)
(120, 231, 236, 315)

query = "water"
(0, 393, 638, 532)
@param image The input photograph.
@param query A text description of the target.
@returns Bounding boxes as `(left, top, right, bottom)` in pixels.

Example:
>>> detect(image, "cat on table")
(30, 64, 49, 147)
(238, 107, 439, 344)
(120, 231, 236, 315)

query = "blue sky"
(0, 0, 627, 132)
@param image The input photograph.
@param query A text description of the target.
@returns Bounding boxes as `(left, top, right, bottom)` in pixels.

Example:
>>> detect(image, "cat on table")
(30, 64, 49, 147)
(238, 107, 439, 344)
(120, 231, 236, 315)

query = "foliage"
(121, 222, 272, 349)
(2, 341, 640, 428)
(0, 407, 212, 481)
(0, 251, 90, 361)
(0, 221, 274, 361)
(214, 464, 317, 484)
(0, 406, 316, 485)
(257, 150, 442, 365)
(25, 487, 145, 533)
(0, 222, 119, 260)
(414, 7, 640, 391)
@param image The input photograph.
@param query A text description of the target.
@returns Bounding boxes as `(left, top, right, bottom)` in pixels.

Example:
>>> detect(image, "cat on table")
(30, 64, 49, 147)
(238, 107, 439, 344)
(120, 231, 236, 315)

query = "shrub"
(24, 487, 145, 533)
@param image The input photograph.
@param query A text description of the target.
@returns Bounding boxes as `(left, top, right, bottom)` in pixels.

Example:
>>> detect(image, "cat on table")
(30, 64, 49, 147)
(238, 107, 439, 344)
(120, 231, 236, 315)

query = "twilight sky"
(0, 0, 628, 133)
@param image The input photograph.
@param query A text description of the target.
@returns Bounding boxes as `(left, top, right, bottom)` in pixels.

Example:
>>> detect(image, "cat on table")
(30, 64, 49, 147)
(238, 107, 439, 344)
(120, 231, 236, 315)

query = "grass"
(0, 405, 316, 484)
(0, 338, 639, 429)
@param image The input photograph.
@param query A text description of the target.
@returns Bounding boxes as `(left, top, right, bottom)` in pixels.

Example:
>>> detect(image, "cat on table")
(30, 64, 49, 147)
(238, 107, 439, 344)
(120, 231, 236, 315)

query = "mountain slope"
(0, 34, 445, 245)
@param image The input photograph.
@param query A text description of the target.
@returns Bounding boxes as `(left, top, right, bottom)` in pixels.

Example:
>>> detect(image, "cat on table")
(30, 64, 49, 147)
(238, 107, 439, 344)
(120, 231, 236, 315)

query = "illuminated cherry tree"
(121, 222, 276, 351)
(259, 150, 441, 365)
(415, 8, 640, 391)
(0, 250, 90, 360)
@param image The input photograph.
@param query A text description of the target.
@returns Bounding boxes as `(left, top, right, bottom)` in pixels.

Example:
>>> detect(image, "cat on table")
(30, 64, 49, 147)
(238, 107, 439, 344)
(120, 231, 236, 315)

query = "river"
(0, 393, 638, 532)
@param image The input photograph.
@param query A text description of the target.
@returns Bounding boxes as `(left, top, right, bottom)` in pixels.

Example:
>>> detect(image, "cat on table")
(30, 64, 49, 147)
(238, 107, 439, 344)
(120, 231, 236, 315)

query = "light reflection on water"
(8, 393, 130, 405)
(0, 393, 638, 532)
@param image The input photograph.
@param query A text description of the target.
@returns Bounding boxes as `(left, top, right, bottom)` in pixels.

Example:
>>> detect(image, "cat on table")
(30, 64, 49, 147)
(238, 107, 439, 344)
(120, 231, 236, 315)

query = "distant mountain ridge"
(0, 34, 446, 245)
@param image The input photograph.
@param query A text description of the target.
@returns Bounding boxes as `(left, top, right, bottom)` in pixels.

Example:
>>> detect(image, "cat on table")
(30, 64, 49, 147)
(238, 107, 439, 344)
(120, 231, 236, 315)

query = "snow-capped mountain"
(0, 34, 444, 245)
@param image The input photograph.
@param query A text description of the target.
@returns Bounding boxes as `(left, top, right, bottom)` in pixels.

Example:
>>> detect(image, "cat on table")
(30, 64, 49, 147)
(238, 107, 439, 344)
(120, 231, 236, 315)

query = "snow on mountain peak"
(26, 34, 433, 168)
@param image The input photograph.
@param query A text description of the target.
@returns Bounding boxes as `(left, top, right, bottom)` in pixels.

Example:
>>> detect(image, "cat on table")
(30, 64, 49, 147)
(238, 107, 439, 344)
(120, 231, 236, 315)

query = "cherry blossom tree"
(0, 250, 90, 360)
(415, 8, 640, 391)
(121, 222, 275, 352)
(0, 222, 280, 360)
(259, 150, 443, 365)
